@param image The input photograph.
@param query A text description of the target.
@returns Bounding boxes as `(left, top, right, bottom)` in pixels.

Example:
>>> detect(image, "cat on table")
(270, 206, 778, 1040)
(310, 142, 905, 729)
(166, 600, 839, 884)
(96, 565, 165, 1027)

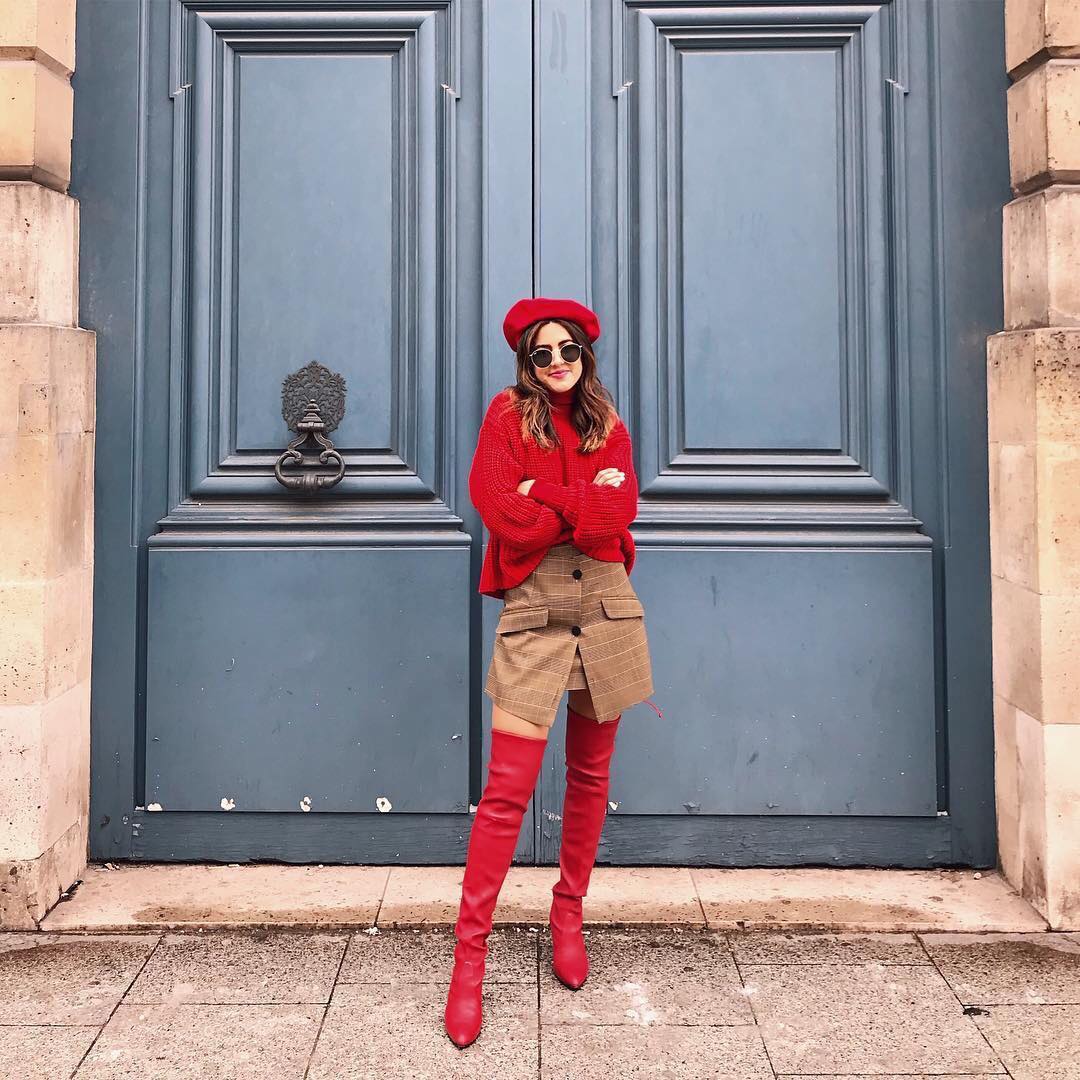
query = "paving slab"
(0, 933, 159, 1024)
(693, 867, 1047, 931)
(378, 865, 703, 926)
(377, 866, 477, 926)
(972, 1004, 1080, 1080)
(124, 930, 348, 1004)
(314, 982, 536, 1080)
(572, 867, 704, 925)
(0, 1025, 99, 1080)
(338, 926, 536, 985)
(920, 931, 1080, 1004)
(741, 961, 1006, 1075)
(540, 1023, 773, 1079)
(538, 928, 750, 1027)
(728, 930, 929, 965)
(41, 863, 389, 931)
(75, 1003, 323, 1079)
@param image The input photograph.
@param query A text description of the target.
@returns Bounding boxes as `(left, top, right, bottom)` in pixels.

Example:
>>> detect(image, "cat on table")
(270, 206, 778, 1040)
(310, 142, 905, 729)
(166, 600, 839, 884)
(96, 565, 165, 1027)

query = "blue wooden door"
(75, 0, 1005, 867)
(530, 0, 1006, 868)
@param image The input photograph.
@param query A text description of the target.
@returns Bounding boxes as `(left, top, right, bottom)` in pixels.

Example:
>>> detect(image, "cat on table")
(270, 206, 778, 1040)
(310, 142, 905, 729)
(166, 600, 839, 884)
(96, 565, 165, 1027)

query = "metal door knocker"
(274, 360, 347, 493)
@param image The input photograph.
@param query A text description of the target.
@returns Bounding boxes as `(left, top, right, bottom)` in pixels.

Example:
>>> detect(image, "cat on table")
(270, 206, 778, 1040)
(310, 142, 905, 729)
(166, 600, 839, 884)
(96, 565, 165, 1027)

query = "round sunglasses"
(529, 342, 584, 368)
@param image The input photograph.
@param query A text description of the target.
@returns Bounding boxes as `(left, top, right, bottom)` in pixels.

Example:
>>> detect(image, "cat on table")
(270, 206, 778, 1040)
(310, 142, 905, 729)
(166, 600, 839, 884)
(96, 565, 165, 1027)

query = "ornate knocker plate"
(275, 360, 347, 493)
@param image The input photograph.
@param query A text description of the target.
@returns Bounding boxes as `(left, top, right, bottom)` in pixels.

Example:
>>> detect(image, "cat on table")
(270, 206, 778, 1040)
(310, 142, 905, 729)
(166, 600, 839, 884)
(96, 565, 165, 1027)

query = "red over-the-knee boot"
(549, 704, 621, 989)
(444, 727, 547, 1048)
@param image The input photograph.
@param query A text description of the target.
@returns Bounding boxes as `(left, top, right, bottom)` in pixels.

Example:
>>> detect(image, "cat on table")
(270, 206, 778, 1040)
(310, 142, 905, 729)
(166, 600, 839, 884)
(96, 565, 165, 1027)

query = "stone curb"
(27, 863, 1053, 934)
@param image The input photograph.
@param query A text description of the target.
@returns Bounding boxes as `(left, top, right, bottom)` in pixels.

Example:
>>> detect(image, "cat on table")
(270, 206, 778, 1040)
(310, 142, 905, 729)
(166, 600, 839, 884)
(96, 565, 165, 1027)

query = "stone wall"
(988, 0, 1080, 929)
(0, 0, 95, 928)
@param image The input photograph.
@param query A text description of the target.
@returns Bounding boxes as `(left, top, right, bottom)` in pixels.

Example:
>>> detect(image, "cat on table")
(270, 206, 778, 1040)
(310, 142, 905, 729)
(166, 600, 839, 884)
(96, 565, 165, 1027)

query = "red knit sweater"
(469, 385, 639, 599)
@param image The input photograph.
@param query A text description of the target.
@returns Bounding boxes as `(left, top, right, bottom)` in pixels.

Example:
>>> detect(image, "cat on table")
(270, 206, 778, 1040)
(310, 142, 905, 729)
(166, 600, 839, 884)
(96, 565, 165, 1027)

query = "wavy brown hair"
(501, 318, 618, 454)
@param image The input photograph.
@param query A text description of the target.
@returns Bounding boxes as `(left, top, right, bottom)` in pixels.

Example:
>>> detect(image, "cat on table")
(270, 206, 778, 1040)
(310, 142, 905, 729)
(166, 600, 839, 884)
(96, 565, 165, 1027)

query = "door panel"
(234, 56, 395, 453)
(617, 549, 937, 817)
(145, 548, 469, 813)
(682, 47, 848, 451)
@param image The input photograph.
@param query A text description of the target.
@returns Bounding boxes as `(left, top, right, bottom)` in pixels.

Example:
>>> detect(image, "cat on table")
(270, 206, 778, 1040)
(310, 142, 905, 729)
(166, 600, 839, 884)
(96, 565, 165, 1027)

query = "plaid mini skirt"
(484, 542, 657, 728)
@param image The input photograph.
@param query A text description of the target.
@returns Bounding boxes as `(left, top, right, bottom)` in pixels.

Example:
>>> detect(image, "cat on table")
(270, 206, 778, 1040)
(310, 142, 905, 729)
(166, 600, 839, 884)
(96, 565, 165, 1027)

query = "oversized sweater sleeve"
(469, 398, 567, 552)
(528, 421, 639, 544)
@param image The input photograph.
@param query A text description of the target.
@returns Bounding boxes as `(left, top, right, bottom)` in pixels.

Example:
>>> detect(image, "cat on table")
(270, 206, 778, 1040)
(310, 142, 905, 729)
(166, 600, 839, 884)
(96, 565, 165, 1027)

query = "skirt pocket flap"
(495, 605, 551, 633)
(600, 595, 645, 619)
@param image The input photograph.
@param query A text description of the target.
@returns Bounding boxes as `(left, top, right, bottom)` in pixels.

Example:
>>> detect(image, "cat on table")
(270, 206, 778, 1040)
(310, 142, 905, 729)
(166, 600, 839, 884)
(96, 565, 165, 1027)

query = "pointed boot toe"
(444, 956, 484, 1048)
(549, 895, 589, 989)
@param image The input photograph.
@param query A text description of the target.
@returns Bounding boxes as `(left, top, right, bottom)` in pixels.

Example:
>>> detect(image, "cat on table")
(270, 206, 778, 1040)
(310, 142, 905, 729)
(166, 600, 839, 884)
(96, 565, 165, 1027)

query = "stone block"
(991, 574, 1043, 720)
(1002, 711, 1080, 929)
(993, 692, 1021, 888)
(1009, 60, 1050, 193)
(0, 565, 92, 708)
(1007, 0, 1080, 78)
(1039, 593, 1080, 725)
(0, 181, 78, 324)
(38, 676, 89, 853)
(989, 439, 1038, 588)
(987, 329, 1080, 597)
(45, 564, 93, 699)
(990, 579, 1080, 726)
(0, 430, 94, 585)
(0, 701, 43, 856)
(0, 324, 96, 436)
(0, 579, 48, 704)
(1004, 185, 1080, 329)
(1009, 61, 1080, 193)
(0, 0, 76, 74)
(0, 678, 87, 862)
(0, 59, 73, 189)
(988, 328, 1080, 444)
(1013, 705, 1048, 910)
(1043, 722, 1080, 928)
(0, 815, 87, 929)
(1009, 60, 1080, 194)
(1038, 443, 1080, 593)
(0, 569, 92, 708)
(987, 331, 1038, 445)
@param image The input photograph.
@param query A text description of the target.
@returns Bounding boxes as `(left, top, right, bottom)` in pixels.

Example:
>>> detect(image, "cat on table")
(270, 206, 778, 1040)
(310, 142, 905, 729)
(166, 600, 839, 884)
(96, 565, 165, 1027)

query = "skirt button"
(572, 568, 582, 579)
(571, 625, 581, 636)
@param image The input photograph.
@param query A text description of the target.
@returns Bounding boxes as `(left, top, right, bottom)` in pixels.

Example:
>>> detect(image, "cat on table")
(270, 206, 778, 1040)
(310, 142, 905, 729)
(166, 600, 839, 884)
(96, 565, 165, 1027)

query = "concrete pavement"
(1, 863, 1072, 1077)
(1, 926, 1079, 1078)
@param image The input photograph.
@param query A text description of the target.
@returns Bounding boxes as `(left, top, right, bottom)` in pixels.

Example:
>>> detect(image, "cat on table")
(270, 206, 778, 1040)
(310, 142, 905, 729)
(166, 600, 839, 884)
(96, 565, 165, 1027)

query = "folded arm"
(469, 407, 568, 552)
(527, 423, 639, 544)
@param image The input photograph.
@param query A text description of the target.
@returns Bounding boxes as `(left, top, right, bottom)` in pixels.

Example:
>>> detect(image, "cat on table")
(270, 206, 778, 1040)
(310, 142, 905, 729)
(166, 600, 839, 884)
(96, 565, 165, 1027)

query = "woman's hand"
(520, 470, 623, 497)
(591, 468, 624, 487)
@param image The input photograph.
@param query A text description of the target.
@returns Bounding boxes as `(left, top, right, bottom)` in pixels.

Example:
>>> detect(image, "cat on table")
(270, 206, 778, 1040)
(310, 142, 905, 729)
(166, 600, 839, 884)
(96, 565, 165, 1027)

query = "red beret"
(502, 296, 601, 351)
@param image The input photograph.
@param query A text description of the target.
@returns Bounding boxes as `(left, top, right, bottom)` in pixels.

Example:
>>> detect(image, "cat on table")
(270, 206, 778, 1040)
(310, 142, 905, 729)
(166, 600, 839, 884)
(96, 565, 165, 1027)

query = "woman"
(444, 296, 658, 1049)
